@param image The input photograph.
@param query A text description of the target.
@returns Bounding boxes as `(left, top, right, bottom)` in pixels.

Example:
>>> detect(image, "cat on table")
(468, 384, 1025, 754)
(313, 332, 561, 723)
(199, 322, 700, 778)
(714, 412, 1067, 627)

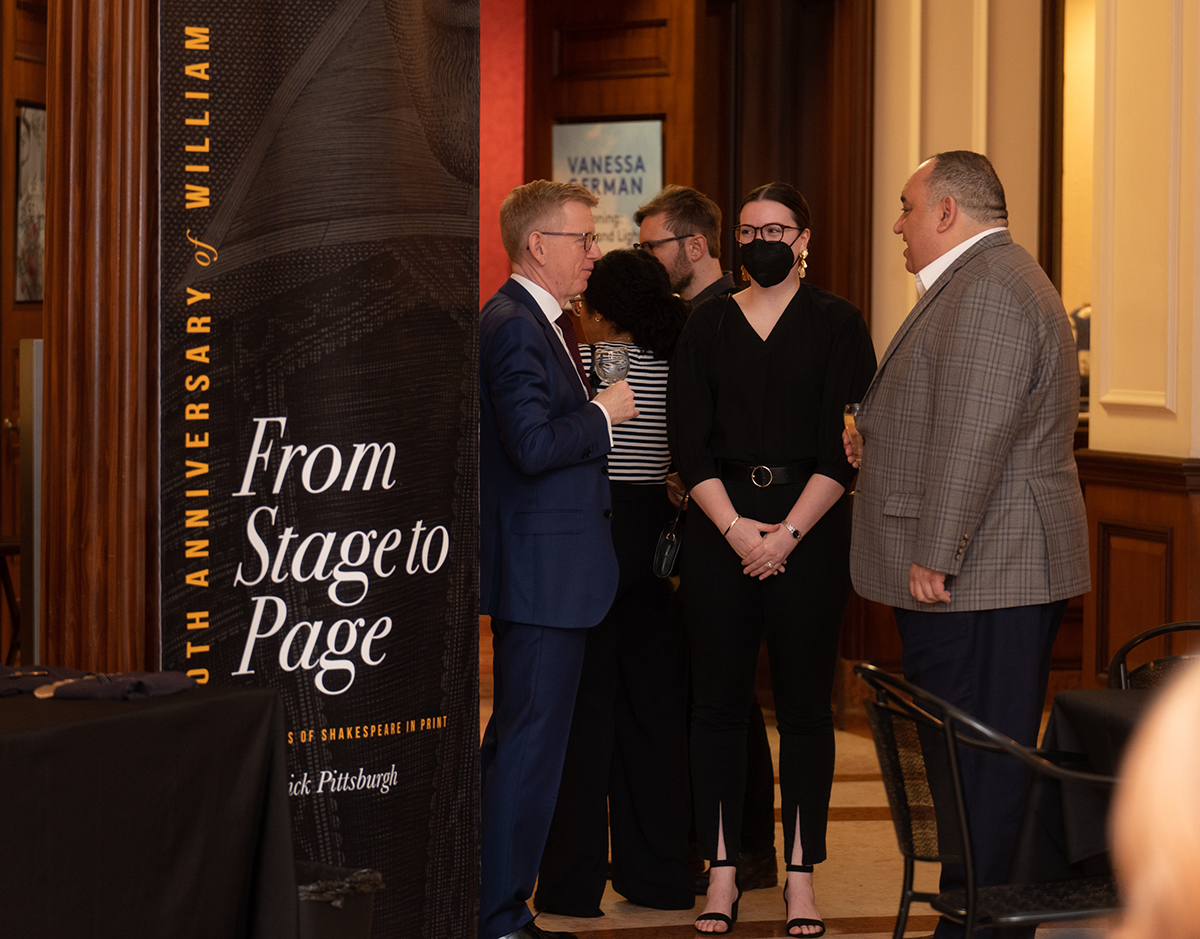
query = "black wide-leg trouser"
(536, 483, 693, 915)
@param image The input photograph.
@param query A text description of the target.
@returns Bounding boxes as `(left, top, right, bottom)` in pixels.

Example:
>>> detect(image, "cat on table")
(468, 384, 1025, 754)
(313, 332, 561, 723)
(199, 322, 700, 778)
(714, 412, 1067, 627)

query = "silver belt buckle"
(751, 465, 773, 488)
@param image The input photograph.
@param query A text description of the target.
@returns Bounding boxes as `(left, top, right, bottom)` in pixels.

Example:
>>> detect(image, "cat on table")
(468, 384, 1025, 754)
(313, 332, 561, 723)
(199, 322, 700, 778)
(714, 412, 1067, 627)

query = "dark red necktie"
(556, 314, 593, 398)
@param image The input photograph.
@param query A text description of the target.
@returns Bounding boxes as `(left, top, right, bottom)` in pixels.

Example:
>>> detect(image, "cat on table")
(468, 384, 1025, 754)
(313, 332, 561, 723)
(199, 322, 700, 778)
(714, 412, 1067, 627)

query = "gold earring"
(799, 248, 808, 280)
(741, 265, 750, 282)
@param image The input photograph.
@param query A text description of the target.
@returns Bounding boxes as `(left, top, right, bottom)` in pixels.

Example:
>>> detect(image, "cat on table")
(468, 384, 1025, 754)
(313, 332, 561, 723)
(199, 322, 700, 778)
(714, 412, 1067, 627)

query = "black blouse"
(667, 284, 877, 491)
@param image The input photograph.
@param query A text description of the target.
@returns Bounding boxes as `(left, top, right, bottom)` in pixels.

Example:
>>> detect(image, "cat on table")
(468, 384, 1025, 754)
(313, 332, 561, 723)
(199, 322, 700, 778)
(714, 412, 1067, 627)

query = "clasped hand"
(727, 519, 796, 580)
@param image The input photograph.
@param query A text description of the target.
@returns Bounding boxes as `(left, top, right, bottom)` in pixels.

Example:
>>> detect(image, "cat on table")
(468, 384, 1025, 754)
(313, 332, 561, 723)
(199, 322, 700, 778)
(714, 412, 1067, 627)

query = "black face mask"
(738, 238, 799, 288)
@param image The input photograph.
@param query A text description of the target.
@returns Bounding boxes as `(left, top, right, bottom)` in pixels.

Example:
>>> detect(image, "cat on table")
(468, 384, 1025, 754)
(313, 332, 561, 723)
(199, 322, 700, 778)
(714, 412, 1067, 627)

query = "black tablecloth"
(1011, 688, 1153, 882)
(0, 684, 298, 939)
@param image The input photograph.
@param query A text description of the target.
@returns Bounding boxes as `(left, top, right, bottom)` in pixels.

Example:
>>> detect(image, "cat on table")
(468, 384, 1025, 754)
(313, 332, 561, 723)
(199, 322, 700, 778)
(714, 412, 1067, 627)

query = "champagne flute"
(843, 403, 860, 431)
(844, 403, 863, 471)
(593, 345, 631, 384)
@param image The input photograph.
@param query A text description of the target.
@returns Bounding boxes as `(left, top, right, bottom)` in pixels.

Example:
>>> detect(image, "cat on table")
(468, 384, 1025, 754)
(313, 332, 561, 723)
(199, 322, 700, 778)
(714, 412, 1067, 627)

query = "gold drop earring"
(799, 248, 809, 279)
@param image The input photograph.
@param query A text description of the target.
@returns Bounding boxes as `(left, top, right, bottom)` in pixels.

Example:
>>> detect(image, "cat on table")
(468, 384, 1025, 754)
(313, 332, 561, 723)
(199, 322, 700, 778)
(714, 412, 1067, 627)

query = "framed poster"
(552, 119, 663, 252)
(16, 106, 46, 303)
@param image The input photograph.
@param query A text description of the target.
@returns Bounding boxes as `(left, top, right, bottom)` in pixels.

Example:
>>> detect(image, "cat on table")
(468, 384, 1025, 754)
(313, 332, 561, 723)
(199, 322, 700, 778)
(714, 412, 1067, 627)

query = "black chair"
(1107, 621, 1200, 689)
(854, 663, 1120, 938)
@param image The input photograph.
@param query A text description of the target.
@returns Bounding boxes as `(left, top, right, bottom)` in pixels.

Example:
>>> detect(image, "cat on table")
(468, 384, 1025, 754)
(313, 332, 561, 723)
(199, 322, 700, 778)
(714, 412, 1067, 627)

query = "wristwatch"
(782, 520, 802, 540)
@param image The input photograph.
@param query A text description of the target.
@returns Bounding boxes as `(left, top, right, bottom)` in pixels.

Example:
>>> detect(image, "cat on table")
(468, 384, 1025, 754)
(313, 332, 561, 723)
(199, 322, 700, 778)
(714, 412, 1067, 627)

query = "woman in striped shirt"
(535, 248, 693, 917)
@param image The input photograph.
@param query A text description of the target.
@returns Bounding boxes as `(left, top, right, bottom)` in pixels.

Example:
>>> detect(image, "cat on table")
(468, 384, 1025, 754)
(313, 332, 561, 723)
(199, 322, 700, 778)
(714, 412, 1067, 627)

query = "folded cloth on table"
(0, 665, 91, 696)
(0, 665, 197, 698)
(49, 671, 197, 699)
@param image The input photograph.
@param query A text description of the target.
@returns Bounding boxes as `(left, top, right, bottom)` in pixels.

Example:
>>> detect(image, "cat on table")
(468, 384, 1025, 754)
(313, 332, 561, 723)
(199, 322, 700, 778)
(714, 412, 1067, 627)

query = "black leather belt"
(717, 460, 808, 487)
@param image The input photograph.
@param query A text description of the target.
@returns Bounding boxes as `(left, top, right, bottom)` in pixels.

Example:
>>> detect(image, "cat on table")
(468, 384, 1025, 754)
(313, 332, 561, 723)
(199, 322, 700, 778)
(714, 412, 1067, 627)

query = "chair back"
(864, 694, 967, 866)
(1107, 621, 1200, 689)
(856, 663, 1120, 935)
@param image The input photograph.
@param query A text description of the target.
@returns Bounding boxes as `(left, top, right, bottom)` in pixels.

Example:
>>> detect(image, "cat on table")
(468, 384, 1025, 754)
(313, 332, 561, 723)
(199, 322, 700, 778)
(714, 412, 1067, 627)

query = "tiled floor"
(479, 690, 1111, 939)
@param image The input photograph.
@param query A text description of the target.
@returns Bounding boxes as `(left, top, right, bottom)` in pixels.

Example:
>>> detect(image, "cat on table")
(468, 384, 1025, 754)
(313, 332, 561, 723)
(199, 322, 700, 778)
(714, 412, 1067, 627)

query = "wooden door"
(526, 0, 733, 247)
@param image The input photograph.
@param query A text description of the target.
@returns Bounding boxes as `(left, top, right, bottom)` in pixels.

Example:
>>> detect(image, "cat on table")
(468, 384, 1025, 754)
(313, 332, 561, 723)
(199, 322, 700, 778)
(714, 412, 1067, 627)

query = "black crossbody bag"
(652, 492, 687, 578)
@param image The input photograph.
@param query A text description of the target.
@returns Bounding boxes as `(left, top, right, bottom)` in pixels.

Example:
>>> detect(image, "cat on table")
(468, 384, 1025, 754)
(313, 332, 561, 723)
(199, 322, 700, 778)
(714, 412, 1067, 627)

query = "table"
(0, 684, 298, 939)
(1011, 688, 1153, 882)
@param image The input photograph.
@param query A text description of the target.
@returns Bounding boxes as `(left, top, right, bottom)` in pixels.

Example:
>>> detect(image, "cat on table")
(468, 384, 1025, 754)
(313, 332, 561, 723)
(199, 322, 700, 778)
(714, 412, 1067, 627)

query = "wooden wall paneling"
(42, 0, 157, 671)
(556, 20, 672, 79)
(15, 0, 48, 66)
(691, 0, 735, 264)
(13, 59, 44, 99)
(1094, 520, 1172, 679)
(1078, 450, 1200, 687)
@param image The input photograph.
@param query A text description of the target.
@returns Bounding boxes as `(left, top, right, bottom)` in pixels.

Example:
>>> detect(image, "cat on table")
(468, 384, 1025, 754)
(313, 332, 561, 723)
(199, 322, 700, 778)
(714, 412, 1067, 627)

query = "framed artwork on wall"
(16, 106, 46, 303)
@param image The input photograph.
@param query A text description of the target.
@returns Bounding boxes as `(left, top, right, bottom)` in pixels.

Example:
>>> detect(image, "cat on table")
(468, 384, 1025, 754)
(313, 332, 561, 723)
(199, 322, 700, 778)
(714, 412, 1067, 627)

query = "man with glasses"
(636, 185, 779, 896)
(634, 185, 735, 306)
(479, 180, 638, 939)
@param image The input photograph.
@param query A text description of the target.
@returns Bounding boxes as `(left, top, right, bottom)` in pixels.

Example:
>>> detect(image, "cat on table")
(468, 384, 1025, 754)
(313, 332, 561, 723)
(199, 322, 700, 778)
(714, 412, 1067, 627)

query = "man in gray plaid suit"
(847, 151, 1089, 939)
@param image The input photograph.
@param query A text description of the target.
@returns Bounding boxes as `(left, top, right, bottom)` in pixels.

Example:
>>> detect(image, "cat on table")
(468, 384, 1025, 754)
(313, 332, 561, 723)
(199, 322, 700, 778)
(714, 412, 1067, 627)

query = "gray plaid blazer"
(850, 231, 1090, 611)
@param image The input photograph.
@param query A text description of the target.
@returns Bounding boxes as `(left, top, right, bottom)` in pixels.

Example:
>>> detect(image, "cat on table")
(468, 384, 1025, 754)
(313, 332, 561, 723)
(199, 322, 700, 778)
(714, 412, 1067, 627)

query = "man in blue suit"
(479, 180, 639, 939)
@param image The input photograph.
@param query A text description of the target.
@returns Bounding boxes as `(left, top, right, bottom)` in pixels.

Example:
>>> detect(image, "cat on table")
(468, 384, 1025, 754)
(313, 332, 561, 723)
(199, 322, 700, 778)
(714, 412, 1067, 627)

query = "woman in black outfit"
(668, 184, 876, 936)
(535, 248, 695, 916)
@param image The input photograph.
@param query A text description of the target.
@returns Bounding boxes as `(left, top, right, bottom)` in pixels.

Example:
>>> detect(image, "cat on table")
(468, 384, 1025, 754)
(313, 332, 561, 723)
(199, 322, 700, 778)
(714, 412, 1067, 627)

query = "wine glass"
(593, 345, 631, 384)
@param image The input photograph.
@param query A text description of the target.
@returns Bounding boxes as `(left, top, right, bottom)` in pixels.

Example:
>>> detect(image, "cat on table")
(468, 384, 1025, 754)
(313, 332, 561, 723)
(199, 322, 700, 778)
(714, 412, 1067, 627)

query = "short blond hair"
(499, 180, 598, 262)
(1111, 660, 1200, 939)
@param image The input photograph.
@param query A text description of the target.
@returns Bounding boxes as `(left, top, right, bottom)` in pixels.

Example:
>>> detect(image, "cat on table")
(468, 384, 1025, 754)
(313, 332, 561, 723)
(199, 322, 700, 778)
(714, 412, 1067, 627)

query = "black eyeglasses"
(633, 233, 695, 252)
(535, 231, 598, 251)
(733, 224, 802, 244)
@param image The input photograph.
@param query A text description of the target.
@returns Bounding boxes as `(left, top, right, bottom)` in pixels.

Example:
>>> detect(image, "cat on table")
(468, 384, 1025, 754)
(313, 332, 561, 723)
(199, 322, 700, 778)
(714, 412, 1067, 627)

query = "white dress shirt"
(510, 274, 613, 441)
(914, 227, 1007, 299)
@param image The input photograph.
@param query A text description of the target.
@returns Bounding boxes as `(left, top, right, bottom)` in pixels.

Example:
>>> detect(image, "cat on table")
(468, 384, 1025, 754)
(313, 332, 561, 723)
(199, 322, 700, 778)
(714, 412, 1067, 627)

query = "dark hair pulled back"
(739, 181, 812, 232)
(582, 248, 688, 360)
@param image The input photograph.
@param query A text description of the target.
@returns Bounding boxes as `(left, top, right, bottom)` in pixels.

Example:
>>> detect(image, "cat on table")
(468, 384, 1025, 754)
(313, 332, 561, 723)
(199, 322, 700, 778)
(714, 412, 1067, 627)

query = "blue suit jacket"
(479, 278, 618, 628)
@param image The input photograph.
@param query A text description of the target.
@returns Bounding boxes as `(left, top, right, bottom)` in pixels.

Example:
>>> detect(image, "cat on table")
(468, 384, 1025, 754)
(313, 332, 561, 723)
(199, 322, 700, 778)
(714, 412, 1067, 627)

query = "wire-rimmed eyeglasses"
(536, 231, 598, 251)
(732, 224, 802, 244)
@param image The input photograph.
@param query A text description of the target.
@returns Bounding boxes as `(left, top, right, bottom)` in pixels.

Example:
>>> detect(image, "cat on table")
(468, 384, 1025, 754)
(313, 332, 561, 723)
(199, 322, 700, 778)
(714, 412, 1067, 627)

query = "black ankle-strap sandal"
(783, 863, 825, 937)
(695, 859, 742, 935)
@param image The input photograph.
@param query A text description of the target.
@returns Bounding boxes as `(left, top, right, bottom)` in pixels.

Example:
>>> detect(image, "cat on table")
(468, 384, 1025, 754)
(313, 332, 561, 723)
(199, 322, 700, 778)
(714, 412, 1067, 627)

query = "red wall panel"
(480, 0, 526, 303)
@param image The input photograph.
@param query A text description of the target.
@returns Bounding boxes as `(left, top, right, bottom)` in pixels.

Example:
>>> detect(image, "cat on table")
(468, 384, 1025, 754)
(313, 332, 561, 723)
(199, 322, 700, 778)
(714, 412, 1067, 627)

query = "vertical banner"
(158, 2, 479, 935)
(552, 120, 663, 252)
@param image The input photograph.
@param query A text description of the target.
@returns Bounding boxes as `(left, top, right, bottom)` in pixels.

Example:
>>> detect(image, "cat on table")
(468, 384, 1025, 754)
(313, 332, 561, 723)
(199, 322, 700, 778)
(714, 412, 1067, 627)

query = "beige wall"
(1088, 0, 1198, 458)
(987, 0, 1043, 257)
(871, 0, 921, 349)
(871, 0, 1042, 357)
(1061, 0, 1095, 319)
